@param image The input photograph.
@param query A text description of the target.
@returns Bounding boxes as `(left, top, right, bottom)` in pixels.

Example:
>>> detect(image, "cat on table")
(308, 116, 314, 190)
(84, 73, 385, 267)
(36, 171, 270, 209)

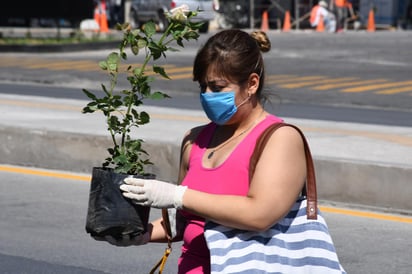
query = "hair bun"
(250, 31, 271, 53)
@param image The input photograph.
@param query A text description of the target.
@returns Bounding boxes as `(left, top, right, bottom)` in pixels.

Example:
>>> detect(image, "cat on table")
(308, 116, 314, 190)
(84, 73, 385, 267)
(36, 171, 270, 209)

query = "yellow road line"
(342, 80, 412, 93)
(51, 61, 102, 71)
(1, 164, 411, 224)
(313, 79, 388, 90)
(265, 75, 306, 84)
(266, 74, 295, 80)
(267, 76, 326, 85)
(319, 206, 412, 224)
(35, 60, 94, 70)
(377, 86, 412, 95)
(279, 77, 358, 89)
(0, 98, 208, 122)
(0, 165, 90, 181)
(170, 73, 193, 80)
(0, 57, 43, 67)
(0, 98, 81, 111)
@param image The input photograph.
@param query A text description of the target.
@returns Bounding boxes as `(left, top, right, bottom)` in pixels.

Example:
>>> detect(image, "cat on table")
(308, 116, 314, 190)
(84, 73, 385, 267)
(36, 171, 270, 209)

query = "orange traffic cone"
(261, 10, 269, 32)
(94, 5, 101, 32)
(316, 15, 325, 32)
(282, 11, 291, 32)
(99, 0, 109, 33)
(367, 8, 375, 32)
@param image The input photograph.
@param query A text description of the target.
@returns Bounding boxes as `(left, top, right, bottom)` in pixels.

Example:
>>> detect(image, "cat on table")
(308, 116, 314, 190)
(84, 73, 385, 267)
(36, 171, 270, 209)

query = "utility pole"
(124, 0, 131, 24)
(295, 0, 300, 30)
(250, 0, 255, 29)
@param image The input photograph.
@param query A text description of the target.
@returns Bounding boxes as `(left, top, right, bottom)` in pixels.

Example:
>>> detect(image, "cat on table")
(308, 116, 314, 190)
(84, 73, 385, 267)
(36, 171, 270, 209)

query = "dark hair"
(193, 29, 271, 99)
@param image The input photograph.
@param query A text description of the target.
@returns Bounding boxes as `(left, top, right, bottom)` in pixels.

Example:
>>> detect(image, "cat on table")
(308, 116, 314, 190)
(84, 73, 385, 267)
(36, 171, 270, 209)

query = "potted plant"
(83, 5, 203, 239)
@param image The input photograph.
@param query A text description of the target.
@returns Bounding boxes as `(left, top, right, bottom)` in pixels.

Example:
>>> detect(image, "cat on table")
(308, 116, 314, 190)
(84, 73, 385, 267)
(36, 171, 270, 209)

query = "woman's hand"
(120, 178, 187, 209)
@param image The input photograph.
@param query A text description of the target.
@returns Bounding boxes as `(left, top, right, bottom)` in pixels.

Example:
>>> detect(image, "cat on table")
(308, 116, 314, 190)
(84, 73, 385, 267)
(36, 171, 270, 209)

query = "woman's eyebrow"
(206, 79, 228, 86)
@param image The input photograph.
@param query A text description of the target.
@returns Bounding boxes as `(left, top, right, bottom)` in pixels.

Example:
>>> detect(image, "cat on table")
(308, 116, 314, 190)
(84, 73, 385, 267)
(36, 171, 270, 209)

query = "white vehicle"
(130, 0, 215, 33)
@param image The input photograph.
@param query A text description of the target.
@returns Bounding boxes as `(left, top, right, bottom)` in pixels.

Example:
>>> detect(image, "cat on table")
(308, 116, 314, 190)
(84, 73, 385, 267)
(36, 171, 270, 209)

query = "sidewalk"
(0, 93, 411, 214)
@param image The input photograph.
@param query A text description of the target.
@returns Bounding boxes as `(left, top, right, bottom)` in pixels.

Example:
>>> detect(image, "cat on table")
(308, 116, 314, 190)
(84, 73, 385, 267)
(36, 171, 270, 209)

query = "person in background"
(104, 28, 309, 273)
(310, 0, 337, 32)
(108, 0, 124, 27)
(334, 0, 352, 32)
(406, 2, 412, 29)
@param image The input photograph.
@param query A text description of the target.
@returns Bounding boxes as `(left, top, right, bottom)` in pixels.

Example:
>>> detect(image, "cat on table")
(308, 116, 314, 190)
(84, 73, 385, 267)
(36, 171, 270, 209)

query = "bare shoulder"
(271, 124, 303, 141)
(265, 124, 305, 152)
(181, 124, 208, 145)
(179, 124, 209, 180)
(180, 124, 209, 156)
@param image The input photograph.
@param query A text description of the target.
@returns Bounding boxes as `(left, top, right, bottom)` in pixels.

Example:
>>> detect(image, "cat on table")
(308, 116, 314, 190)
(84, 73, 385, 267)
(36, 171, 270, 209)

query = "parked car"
(129, 0, 215, 33)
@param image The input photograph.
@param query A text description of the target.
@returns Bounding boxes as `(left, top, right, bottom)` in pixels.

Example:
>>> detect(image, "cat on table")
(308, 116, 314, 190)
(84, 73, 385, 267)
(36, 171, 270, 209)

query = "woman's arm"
(121, 126, 306, 232)
(182, 126, 306, 231)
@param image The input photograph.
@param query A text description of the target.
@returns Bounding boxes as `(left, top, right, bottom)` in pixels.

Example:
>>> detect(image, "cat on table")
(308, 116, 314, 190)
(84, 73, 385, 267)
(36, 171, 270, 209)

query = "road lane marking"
(377, 86, 412, 95)
(319, 206, 412, 224)
(266, 74, 295, 80)
(0, 98, 208, 122)
(0, 98, 81, 111)
(170, 73, 193, 80)
(0, 165, 90, 181)
(342, 80, 412, 93)
(266, 75, 326, 85)
(279, 77, 358, 89)
(1, 55, 410, 96)
(34, 60, 96, 70)
(312, 79, 389, 90)
(1, 164, 411, 224)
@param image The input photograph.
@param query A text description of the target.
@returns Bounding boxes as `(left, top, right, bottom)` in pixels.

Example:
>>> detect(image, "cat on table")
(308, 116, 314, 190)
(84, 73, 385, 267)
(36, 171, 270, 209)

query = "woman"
(114, 29, 307, 272)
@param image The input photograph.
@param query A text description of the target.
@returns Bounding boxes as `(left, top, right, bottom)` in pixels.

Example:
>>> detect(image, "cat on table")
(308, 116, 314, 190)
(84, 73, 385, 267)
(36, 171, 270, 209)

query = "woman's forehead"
(205, 65, 230, 81)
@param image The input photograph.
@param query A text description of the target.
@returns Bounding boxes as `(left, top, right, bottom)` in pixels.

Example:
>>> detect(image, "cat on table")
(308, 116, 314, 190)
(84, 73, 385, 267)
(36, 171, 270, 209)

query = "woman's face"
(200, 67, 249, 106)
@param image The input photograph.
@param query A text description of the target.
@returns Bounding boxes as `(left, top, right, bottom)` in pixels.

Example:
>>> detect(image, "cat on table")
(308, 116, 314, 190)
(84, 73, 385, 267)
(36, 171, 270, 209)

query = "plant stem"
(109, 70, 119, 149)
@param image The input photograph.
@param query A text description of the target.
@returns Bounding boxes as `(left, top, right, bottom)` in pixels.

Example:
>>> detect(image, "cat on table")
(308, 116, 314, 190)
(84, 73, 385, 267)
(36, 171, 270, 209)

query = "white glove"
(93, 232, 150, 247)
(120, 178, 187, 209)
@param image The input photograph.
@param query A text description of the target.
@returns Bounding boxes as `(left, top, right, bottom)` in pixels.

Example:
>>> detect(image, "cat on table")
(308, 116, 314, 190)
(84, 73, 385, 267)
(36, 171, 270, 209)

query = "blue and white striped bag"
(204, 123, 346, 273)
(204, 198, 346, 274)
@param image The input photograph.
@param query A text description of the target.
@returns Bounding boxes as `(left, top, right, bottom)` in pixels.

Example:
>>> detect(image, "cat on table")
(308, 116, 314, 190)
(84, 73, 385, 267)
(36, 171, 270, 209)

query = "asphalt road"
(1, 165, 412, 274)
(0, 31, 411, 127)
(0, 30, 411, 273)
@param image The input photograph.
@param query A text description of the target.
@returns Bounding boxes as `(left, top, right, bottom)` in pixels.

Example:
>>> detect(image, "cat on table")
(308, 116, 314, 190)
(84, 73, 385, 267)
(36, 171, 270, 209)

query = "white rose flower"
(169, 4, 190, 22)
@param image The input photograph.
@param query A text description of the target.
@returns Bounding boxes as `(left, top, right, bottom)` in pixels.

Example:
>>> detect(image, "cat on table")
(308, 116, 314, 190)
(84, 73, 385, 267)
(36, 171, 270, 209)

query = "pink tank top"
(177, 114, 283, 273)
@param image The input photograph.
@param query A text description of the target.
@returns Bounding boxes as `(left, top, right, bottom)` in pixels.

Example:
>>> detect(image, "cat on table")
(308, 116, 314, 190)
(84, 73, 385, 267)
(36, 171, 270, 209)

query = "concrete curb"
(0, 40, 121, 53)
(1, 124, 411, 214)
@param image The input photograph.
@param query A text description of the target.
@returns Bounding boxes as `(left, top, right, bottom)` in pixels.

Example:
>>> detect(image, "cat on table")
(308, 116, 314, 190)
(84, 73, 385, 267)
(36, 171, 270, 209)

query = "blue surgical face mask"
(200, 91, 248, 125)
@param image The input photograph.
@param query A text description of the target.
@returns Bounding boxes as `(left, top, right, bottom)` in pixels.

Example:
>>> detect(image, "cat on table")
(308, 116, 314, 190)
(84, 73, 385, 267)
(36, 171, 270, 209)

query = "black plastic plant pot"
(85, 167, 153, 239)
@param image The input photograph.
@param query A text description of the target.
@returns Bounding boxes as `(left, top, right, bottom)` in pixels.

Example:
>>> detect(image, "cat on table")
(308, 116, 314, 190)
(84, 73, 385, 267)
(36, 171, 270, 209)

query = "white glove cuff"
(174, 185, 188, 209)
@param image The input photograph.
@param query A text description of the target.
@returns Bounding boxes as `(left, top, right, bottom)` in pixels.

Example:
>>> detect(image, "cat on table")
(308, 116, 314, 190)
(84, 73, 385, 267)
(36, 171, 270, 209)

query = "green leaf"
(139, 111, 150, 124)
(137, 38, 148, 49)
(153, 65, 170, 79)
(148, 42, 164, 60)
(143, 21, 156, 37)
(151, 91, 171, 100)
(82, 89, 97, 100)
(99, 60, 108, 71)
(106, 52, 120, 72)
(131, 45, 139, 55)
(133, 67, 143, 76)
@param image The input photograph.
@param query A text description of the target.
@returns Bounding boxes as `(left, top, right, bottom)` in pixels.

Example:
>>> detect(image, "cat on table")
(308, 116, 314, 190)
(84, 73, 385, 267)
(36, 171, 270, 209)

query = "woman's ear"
(247, 73, 260, 95)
